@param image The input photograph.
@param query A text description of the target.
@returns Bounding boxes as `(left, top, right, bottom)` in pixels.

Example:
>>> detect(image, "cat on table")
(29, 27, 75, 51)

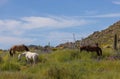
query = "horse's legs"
(13, 51, 16, 57)
(33, 59, 36, 64)
(97, 48, 102, 56)
(33, 56, 38, 64)
(99, 49, 102, 56)
(96, 51, 100, 56)
(26, 58, 31, 64)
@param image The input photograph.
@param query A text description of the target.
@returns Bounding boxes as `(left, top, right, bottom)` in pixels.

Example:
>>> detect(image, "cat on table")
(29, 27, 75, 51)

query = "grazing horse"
(18, 51, 39, 64)
(9, 44, 29, 57)
(80, 45, 102, 56)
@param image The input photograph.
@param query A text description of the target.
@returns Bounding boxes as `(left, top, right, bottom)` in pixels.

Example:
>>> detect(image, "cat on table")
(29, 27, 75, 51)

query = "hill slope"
(56, 20, 120, 48)
(82, 20, 120, 47)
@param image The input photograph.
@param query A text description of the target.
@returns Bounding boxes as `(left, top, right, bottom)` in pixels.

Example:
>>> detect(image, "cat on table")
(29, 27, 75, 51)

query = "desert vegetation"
(0, 47, 119, 79)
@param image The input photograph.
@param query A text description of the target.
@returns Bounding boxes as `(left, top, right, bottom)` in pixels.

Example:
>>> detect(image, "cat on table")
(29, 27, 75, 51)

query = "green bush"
(48, 49, 81, 62)
(0, 61, 20, 71)
(44, 63, 71, 79)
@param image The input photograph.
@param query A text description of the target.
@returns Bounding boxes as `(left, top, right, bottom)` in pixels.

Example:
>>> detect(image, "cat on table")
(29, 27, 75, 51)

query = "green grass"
(0, 49, 120, 79)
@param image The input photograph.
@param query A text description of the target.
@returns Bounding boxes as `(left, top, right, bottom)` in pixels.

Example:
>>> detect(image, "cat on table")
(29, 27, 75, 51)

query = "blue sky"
(0, 0, 120, 49)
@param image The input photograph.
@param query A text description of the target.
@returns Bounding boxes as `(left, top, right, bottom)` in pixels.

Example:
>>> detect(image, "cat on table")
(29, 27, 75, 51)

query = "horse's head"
(18, 53, 26, 61)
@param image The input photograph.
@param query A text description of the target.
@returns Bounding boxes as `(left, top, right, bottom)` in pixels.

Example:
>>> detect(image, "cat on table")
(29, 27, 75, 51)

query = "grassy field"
(0, 48, 120, 79)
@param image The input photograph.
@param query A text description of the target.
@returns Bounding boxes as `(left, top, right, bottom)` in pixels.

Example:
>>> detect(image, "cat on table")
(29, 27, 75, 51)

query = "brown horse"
(9, 44, 29, 57)
(80, 45, 102, 56)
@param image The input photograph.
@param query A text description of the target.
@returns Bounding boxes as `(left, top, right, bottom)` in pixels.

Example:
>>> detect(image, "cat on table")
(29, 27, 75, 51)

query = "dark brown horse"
(80, 45, 102, 56)
(9, 44, 29, 57)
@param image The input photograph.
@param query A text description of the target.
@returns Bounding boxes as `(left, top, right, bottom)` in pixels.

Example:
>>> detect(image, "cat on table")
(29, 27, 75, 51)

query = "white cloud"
(84, 10, 98, 15)
(21, 16, 90, 29)
(0, 16, 92, 36)
(0, 16, 93, 49)
(0, 36, 35, 49)
(0, 19, 23, 35)
(81, 13, 120, 18)
(0, 0, 8, 6)
(112, 1, 120, 5)
(93, 13, 120, 18)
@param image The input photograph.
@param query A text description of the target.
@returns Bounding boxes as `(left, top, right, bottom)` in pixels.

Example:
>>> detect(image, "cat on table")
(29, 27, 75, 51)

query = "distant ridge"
(56, 20, 120, 48)
(82, 20, 120, 47)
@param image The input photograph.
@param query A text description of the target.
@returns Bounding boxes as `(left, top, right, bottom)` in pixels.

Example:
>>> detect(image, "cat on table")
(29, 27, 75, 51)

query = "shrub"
(0, 61, 20, 71)
(45, 64, 69, 79)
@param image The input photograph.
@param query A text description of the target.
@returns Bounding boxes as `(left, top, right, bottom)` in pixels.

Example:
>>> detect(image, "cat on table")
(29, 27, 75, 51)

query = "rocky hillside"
(56, 20, 120, 48)
(82, 20, 120, 47)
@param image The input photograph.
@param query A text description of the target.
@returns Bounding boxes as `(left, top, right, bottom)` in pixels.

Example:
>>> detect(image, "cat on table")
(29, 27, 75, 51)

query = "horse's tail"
(9, 48, 13, 57)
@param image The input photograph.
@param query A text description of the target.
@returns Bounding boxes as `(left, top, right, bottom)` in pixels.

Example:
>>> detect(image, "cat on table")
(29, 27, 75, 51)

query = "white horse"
(18, 51, 39, 64)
